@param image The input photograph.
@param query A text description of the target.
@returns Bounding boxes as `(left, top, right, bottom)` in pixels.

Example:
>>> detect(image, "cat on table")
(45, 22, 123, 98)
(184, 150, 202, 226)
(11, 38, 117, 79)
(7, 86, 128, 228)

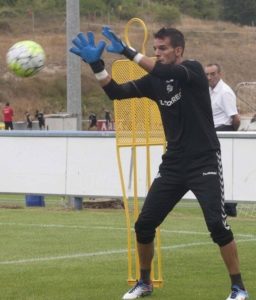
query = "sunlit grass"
(0, 200, 255, 300)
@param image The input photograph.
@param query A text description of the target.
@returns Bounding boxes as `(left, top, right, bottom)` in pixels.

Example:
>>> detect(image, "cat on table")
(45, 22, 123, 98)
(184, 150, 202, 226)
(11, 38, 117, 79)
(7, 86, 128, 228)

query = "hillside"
(0, 14, 256, 124)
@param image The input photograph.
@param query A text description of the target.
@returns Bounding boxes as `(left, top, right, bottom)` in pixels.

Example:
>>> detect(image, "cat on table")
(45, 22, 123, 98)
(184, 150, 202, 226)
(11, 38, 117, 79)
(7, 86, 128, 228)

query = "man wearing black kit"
(70, 27, 248, 300)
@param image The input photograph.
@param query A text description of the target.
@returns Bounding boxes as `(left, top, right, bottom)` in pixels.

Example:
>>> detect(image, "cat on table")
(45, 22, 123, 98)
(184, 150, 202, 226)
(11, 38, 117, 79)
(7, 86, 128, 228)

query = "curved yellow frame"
(113, 18, 163, 288)
(124, 17, 148, 55)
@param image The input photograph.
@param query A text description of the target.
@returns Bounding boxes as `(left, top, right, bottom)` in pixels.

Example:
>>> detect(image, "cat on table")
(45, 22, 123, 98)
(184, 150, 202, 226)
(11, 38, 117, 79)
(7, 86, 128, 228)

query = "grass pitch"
(0, 197, 255, 300)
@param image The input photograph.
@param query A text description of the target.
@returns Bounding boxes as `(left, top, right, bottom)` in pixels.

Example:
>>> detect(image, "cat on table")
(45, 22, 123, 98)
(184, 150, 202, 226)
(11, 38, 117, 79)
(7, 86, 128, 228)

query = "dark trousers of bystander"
(4, 121, 13, 130)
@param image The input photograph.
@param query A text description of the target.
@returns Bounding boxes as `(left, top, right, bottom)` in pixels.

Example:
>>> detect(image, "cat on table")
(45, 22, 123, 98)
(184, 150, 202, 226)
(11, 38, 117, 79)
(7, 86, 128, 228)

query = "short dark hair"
(206, 63, 221, 73)
(154, 27, 185, 50)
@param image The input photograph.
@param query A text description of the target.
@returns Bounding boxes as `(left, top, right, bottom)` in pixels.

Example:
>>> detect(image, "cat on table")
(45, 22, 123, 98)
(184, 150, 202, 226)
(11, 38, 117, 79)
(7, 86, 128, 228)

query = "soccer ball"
(6, 40, 45, 77)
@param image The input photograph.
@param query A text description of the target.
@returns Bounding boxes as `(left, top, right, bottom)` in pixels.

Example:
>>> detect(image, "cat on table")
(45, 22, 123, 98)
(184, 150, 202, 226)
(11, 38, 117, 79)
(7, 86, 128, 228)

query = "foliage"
(154, 4, 181, 24)
(221, 0, 256, 26)
(0, 0, 65, 14)
(0, 0, 255, 26)
(195, 0, 220, 19)
(114, 0, 139, 20)
(150, 0, 221, 20)
(0, 0, 17, 5)
(80, 0, 107, 16)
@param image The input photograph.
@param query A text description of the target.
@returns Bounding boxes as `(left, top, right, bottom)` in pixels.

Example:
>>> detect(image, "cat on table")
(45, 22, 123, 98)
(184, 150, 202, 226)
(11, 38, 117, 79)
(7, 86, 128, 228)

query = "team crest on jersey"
(166, 79, 174, 93)
(166, 84, 173, 93)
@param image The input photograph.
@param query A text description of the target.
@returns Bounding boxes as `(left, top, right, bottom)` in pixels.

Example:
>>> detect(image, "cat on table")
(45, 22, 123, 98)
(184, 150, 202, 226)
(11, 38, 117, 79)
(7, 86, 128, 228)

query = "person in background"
(25, 112, 32, 129)
(88, 112, 97, 130)
(2, 102, 14, 130)
(35, 110, 45, 130)
(104, 108, 111, 130)
(70, 27, 248, 300)
(205, 63, 240, 217)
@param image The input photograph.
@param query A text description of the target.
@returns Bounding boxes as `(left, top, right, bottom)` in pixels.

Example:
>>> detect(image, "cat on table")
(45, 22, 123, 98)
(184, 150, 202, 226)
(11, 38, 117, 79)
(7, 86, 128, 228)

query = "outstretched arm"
(69, 31, 147, 99)
(69, 31, 112, 87)
(102, 26, 155, 73)
(102, 26, 190, 80)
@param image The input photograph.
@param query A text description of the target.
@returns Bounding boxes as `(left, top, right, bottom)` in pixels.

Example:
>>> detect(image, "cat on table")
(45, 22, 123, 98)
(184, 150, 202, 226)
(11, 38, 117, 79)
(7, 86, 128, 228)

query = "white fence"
(0, 131, 256, 202)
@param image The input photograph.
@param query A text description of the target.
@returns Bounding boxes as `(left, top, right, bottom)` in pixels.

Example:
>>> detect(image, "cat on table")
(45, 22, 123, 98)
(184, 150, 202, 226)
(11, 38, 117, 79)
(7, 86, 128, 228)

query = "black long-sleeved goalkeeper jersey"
(103, 59, 220, 156)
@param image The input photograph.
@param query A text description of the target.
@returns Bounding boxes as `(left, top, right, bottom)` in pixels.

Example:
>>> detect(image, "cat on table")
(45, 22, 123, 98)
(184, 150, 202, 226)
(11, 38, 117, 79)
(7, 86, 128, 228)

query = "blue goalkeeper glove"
(70, 32, 106, 73)
(102, 26, 138, 60)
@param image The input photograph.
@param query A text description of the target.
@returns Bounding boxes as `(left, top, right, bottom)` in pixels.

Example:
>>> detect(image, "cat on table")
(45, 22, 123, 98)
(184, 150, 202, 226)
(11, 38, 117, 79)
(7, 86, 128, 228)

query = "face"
(153, 37, 183, 65)
(205, 65, 221, 88)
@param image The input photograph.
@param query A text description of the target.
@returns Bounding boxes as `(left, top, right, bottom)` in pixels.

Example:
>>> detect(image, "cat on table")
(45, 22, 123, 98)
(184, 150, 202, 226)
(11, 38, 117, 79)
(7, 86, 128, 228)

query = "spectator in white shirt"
(205, 63, 240, 131)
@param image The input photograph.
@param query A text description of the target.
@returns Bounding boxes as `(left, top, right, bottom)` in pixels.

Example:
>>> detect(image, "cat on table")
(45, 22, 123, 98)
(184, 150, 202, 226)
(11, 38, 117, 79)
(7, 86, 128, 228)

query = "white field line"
(0, 238, 255, 266)
(161, 229, 255, 238)
(0, 222, 255, 238)
(0, 222, 127, 231)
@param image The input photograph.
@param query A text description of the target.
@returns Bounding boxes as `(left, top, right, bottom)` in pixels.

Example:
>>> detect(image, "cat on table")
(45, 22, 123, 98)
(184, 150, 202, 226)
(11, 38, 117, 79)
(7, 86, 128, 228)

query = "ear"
(175, 46, 183, 57)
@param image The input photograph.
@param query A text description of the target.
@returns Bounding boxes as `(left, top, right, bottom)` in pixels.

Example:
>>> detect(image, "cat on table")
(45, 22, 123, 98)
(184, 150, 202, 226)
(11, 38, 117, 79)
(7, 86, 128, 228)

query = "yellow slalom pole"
(124, 18, 163, 288)
(113, 17, 164, 288)
(144, 99, 163, 287)
(116, 146, 133, 282)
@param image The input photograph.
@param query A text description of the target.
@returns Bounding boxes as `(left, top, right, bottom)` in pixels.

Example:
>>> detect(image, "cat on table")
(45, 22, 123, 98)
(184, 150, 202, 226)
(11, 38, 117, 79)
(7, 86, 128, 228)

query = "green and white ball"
(6, 40, 45, 77)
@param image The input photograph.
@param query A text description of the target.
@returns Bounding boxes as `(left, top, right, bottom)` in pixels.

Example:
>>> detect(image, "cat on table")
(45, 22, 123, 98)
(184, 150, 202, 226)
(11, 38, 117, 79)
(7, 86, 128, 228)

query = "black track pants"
(135, 150, 234, 246)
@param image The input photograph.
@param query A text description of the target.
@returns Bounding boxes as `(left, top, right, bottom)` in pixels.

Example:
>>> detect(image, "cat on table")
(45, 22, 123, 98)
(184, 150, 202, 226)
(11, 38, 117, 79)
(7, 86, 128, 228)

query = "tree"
(80, 0, 107, 16)
(221, 0, 256, 25)
(0, 0, 17, 5)
(113, 0, 142, 20)
(155, 4, 180, 24)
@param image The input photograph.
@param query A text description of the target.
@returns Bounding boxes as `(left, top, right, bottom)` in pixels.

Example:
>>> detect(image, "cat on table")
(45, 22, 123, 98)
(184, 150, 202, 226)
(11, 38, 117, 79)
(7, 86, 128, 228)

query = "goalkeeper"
(70, 27, 248, 300)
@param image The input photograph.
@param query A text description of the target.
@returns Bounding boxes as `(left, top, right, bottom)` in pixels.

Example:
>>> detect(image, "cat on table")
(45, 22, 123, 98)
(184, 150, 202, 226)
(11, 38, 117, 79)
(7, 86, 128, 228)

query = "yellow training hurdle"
(112, 18, 165, 287)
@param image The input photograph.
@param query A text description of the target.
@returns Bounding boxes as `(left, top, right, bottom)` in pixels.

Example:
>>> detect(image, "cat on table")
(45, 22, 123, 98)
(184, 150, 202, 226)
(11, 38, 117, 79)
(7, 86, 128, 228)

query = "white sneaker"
(122, 280, 153, 299)
(226, 285, 249, 300)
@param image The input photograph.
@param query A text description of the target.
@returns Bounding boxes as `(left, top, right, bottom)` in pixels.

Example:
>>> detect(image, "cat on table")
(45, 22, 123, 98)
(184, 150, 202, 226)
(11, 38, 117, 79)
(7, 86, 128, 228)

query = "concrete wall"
(0, 131, 255, 202)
